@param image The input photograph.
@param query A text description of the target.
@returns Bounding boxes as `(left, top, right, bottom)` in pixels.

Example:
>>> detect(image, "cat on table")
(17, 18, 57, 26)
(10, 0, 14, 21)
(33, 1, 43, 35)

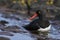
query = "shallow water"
(0, 13, 60, 40)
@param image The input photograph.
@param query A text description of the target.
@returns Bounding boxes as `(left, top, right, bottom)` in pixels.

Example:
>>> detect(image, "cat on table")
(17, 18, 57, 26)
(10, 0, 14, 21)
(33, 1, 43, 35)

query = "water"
(48, 24, 60, 40)
(0, 13, 60, 40)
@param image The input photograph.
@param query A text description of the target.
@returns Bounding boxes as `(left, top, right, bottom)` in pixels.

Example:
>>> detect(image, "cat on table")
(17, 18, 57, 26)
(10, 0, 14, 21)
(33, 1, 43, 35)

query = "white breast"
(38, 25, 51, 32)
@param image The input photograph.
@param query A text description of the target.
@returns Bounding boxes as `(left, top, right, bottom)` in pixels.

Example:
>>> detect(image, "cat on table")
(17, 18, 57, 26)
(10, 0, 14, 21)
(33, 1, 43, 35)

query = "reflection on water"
(0, 13, 60, 40)
(48, 24, 60, 40)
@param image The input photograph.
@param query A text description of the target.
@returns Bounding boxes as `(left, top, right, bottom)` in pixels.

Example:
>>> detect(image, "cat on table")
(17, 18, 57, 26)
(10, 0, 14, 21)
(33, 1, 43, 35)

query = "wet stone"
(55, 14, 60, 20)
(5, 26, 20, 29)
(1, 14, 20, 20)
(47, 38, 60, 40)
(1, 26, 21, 33)
(0, 20, 9, 26)
(13, 17, 20, 20)
(2, 29, 21, 33)
(0, 37, 10, 40)
(1, 13, 13, 19)
(0, 32, 13, 36)
(0, 24, 6, 29)
(6, 16, 20, 20)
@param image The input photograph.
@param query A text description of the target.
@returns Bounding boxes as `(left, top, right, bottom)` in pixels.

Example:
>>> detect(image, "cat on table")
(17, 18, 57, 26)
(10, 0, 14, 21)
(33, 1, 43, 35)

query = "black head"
(36, 10, 43, 20)
(36, 10, 43, 15)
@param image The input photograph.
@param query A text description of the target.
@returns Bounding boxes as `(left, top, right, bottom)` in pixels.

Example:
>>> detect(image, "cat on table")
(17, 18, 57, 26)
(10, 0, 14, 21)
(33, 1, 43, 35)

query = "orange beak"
(29, 13, 38, 20)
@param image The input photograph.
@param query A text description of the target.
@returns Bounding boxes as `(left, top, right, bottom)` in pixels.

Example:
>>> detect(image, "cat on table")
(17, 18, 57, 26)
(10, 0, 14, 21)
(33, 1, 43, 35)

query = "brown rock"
(0, 31, 13, 36)
(0, 37, 10, 40)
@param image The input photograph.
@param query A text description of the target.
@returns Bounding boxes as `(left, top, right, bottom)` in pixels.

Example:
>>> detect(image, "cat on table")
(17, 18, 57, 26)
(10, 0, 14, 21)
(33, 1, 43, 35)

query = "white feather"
(38, 25, 51, 32)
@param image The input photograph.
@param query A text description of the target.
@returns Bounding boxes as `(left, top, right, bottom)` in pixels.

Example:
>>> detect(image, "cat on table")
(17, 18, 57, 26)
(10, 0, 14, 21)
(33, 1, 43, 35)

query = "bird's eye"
(39, 11, 40, 14)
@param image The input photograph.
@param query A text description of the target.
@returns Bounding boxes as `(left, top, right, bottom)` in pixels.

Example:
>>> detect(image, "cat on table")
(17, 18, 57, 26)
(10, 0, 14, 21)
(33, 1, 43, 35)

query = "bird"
(23, 10, 51, 32)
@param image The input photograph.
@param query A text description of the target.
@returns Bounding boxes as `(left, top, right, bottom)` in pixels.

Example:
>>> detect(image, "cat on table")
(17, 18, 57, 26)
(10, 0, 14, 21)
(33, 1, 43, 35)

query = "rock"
(55, 14, 60, 20)
(0, 20, 9, 26)
(0, 37, 10, 40)
(2, 26, 22, 33)
(4, 26, 20, 29)
(0, 32, 13, 36)
(0, 24, 5, 28)
(2, 29, 21, 33)
(10, 16, 20, 20)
